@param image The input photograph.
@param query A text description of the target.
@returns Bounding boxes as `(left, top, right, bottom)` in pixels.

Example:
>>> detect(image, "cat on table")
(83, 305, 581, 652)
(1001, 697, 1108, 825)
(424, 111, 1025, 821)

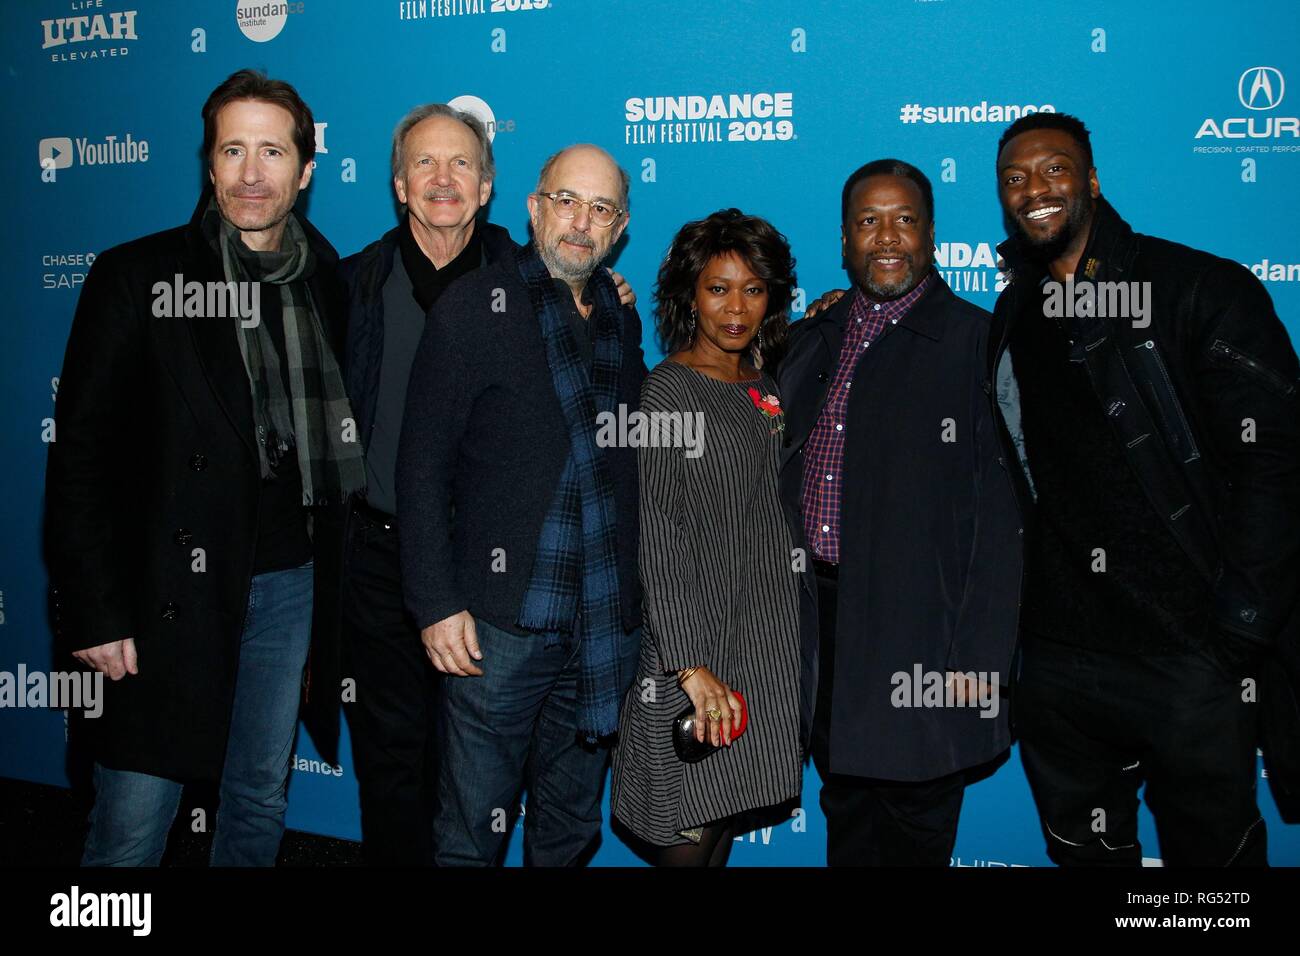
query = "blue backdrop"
(2, 0, 1298, 866)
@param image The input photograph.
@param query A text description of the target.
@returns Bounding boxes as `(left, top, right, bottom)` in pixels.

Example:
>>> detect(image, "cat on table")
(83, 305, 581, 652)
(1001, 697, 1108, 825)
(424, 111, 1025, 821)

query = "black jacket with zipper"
(991, 197, 1300, 797)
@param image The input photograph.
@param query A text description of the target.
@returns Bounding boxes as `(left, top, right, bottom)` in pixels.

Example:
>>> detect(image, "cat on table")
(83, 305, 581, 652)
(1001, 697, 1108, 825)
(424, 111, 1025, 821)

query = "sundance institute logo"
(236, 0, 304, 43)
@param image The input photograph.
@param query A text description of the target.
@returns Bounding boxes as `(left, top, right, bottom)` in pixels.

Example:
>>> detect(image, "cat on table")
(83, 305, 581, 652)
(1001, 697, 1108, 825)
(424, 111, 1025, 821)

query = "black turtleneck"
(363, 216, 485, 515)
(397, 213, 483, 312)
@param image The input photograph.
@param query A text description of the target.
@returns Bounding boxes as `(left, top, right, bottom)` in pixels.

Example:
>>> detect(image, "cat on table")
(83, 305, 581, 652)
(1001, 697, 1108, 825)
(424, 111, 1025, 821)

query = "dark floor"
(0, 775, 362, 866)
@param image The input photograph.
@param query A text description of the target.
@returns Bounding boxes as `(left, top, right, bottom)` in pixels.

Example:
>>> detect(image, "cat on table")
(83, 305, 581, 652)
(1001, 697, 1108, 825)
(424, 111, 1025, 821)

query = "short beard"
(853, 254, 921, 301)
(1010, 194, 1092, 265)
(536, 231, 602, 284)
(216, 194, 292, 242)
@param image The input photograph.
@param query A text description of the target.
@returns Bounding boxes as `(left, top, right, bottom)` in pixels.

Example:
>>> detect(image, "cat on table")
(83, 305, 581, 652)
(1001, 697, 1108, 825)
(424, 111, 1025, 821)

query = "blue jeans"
(433, 617, 640, 866)
(81, 561, 314, 867)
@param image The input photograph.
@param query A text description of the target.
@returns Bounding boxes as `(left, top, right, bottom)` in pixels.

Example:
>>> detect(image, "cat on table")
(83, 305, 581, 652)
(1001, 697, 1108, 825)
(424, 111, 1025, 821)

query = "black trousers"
(811, 568, 965, 866)
(341, 504, 439, 866)
(1017, 635, 1266, 866)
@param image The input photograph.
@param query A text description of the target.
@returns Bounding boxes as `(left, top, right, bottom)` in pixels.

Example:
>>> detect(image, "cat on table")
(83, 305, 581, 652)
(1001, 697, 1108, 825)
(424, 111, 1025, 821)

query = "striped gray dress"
(611, 359, 802, 846)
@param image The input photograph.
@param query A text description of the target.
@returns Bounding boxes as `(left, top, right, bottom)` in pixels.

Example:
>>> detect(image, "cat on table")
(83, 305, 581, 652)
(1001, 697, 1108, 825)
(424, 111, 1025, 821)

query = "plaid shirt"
(800, 273, 934, 563)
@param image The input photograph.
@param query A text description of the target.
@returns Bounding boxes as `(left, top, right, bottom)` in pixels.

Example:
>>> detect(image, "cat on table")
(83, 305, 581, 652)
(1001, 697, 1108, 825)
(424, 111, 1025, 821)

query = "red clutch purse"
(672, 690, 748, 763)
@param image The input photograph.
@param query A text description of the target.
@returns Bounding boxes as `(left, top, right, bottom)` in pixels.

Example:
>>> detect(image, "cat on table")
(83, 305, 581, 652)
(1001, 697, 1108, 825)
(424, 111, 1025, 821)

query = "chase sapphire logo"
(1239, 67, 1284, 111)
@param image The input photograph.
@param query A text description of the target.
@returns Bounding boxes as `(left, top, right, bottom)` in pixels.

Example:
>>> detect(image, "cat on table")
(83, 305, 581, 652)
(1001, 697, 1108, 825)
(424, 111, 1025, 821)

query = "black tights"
(653, 821, 737, 867)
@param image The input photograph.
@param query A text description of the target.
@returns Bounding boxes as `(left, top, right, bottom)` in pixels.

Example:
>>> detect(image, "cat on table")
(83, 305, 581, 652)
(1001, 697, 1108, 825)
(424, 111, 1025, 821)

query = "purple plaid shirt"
(800, 273, 934, 563)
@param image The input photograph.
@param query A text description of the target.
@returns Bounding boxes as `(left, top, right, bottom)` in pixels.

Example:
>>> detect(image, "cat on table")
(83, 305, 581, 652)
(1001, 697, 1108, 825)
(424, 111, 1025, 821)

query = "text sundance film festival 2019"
(3, 0, 1298, 866)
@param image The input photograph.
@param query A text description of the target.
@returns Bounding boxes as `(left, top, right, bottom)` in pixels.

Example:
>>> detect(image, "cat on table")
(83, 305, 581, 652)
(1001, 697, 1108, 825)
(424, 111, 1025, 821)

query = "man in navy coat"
(778, 159, 1025, 866)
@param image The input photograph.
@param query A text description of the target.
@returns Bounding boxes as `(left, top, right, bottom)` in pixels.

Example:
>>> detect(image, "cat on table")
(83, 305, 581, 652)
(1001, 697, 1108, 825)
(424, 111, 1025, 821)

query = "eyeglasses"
(537, 191, 624, 228)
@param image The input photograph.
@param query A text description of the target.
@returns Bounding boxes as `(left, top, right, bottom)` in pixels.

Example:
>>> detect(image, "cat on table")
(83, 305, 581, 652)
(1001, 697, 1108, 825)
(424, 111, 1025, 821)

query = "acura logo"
(1238, 67, 1284, 111)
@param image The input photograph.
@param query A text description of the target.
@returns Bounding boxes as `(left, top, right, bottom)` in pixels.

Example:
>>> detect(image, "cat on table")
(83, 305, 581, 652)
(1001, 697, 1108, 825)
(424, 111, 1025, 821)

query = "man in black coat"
(992, 112, 1300, 865)
(336, 107, 637, 865)
(45, 70, 362, 866)
(335, 104, 515, 866)
(778, 159, 1024, 866)
(396, 144, 645, 866)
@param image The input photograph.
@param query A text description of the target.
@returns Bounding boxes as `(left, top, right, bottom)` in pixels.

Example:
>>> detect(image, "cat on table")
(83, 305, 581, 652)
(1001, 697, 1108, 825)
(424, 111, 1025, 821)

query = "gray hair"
(535, 145, 630, 212)
(390, 103, 495, 184)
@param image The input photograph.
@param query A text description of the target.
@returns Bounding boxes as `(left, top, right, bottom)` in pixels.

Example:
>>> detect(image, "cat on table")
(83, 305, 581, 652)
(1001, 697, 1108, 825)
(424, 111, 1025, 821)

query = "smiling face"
(394, 114, 492, 234)
(208, 99, 312, 249)
(527, 146, 628, 286)
(997, 127, 1100, 266)
(691, 252, 769, 357)
(841, 173, 935, 300)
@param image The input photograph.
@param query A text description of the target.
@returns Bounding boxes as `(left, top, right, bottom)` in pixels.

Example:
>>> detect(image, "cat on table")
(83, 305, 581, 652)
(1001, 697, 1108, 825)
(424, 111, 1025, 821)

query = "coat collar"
(997, 195, 1139, 289)
(808, 268, 952, 350)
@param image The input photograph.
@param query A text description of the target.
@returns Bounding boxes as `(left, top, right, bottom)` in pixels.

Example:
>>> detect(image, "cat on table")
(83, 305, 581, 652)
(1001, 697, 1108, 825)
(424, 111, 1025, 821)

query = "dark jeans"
(433, 617, 640, 867)
(82, 561, 314, 866)
(341, 505, 439, 866)
(811, 568, 965, 866)
(1017, 635, 1267, 866)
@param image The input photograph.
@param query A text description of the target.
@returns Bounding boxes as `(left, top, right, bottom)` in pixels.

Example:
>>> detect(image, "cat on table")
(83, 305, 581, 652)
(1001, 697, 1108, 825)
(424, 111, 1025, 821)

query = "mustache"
(557, 231, 595, 250)
(1018, 197, 1068, 216)
(423, 188, 461, 201)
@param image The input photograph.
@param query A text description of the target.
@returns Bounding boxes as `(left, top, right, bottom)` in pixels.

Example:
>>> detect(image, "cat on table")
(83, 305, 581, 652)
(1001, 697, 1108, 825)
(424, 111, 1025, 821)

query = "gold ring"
(707, 708, 723, 721)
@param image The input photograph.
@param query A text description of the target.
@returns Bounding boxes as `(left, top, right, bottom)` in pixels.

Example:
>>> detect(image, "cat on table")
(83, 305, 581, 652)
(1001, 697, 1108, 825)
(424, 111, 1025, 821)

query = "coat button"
(189, 454, 208, 471)
(161, 602, 179, 622)
(982, 380, 992, 396)
(173, 528, 193, 546)
(817, 371, 829, 383)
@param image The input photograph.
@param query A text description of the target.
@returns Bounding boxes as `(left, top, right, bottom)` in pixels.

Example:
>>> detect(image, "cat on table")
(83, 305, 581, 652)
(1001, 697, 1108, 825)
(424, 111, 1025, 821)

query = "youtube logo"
(39, 137, 73, 170)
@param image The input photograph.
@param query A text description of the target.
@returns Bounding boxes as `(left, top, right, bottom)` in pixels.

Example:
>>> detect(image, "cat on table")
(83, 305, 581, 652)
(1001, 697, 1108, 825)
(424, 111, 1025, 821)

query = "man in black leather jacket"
(991, 111, 1300, 866)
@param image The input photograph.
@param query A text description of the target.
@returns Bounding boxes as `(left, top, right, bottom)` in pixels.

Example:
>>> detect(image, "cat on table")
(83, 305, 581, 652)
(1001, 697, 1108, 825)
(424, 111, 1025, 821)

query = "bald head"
(527, 143, 631, 290)
(536, 144, 629, 210)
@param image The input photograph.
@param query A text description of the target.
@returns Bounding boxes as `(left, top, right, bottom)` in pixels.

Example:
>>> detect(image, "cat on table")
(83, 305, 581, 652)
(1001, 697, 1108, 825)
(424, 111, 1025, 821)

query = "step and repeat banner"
(2, 0, 1298, 865)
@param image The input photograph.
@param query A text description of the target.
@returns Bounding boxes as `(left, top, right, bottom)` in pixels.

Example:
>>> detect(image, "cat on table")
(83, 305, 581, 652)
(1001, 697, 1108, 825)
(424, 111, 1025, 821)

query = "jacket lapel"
(178, 199, 259, 459)
(779, 294, 851, 471)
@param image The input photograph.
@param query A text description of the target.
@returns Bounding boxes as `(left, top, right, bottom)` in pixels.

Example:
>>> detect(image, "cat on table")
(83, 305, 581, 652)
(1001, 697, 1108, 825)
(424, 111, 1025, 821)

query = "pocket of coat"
(1129, 339, 1201, 464)
(1209, 339, 1299, 399)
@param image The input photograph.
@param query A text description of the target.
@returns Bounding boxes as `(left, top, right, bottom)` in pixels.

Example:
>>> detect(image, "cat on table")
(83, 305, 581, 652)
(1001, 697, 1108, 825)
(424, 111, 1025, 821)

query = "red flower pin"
(747, 387, 785, 434)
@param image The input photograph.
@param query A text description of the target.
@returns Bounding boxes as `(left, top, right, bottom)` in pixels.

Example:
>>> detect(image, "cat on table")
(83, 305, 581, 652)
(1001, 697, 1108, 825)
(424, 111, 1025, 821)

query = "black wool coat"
(45, 191, 349, 781)
(777, 274, 1024, 781)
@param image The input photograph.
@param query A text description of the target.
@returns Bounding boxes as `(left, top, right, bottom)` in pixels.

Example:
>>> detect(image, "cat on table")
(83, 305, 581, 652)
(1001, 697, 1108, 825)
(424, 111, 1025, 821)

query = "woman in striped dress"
(611, 209, 804, 866)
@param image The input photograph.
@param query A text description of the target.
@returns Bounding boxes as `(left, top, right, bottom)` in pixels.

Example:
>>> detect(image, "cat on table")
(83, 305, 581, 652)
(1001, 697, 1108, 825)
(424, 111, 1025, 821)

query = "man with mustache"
(777, 159, 1023, 865)
(396, 144, 646, 865)
(46, 70, 361, 865)
(336, 110, 635, 865)
(992, 112, 1300, 865)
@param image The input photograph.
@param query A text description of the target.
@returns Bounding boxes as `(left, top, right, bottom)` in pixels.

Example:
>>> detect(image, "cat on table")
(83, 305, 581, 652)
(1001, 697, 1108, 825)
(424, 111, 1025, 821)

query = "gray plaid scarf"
(205, 197, 365, 506)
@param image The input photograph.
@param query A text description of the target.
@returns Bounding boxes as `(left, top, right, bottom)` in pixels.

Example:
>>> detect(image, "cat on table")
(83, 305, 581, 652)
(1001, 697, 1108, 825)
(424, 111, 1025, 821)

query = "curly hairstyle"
(653, 208, 796, 370)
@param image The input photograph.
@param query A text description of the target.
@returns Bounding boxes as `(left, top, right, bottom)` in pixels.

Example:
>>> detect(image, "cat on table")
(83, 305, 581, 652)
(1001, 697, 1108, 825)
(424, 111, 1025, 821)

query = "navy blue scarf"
(514, 243, 629, 742)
